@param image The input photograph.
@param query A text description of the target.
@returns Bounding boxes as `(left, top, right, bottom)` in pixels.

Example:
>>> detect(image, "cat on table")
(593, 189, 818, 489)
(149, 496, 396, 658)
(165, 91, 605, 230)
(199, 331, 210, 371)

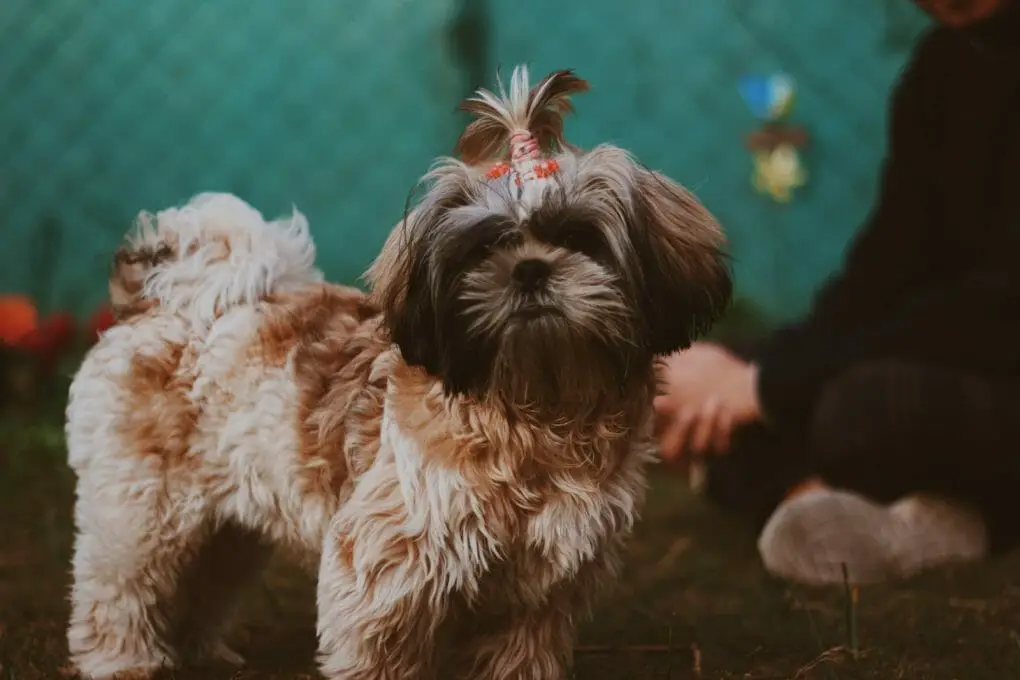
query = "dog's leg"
(171, 521, 273, 667)
(315, 473, 493, 680)
(316, 514, 448, 680)
(457, 607, 575, 680)
(67, 478, 208, 680)
(457, 548, 619, 680)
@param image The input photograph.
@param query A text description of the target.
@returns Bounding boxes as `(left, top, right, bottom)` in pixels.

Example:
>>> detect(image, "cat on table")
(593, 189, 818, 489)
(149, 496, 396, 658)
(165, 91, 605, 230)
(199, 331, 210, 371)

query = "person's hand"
(653, 342, 763, 462)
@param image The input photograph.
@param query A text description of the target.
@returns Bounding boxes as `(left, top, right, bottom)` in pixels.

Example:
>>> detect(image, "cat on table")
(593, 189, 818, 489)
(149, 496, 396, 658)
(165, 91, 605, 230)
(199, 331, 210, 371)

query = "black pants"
(703, 356, 1020, 553)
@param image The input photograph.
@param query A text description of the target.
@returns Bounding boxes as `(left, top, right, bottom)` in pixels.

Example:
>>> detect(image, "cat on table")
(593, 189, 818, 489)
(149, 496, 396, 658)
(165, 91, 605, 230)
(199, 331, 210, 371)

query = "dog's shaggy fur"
(66, 67, 731, 680)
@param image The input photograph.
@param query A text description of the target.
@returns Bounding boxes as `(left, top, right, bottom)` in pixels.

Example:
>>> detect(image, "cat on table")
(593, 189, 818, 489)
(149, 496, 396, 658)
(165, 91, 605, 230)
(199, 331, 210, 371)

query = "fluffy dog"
(65, 66, 731, 680)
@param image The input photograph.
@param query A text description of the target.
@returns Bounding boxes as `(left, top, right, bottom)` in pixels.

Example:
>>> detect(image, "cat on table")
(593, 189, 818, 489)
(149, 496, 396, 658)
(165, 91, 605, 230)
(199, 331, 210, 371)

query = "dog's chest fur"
(68, 283, 653, 599)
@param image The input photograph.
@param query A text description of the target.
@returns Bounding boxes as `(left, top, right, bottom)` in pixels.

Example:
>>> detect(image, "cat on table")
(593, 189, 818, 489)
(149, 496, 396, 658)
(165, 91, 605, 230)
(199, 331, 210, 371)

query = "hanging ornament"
(738, 73, 809, 204)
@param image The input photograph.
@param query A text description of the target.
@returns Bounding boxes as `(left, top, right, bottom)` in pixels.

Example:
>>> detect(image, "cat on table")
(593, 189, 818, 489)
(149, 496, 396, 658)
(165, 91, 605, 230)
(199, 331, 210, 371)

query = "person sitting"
(654, 0, 1020, 585)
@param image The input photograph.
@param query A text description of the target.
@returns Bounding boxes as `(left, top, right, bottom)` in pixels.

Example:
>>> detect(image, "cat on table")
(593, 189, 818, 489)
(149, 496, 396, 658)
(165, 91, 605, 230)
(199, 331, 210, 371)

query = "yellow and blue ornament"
(738, 73, 809, 204)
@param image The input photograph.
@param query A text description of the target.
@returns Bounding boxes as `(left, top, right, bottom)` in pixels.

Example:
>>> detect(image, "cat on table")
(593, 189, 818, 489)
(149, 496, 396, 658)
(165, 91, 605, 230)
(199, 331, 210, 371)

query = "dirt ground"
(2, 387, 1019, 680)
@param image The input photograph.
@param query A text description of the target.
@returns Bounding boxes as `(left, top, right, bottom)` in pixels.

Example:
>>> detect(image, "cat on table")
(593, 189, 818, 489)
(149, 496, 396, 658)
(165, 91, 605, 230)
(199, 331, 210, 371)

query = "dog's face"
(368, 145, 731, 410)
(108, 241, 175, 320)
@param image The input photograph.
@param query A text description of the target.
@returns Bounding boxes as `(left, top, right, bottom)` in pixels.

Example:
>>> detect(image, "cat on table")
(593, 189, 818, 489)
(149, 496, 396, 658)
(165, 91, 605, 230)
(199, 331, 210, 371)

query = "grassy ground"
(2, 381, 1020, 680)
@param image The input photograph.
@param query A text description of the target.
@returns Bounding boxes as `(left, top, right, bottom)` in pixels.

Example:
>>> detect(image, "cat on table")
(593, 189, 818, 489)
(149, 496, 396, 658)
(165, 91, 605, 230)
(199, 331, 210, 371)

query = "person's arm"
(753, 30, 948, 428)
(818, 260, 1020, 376)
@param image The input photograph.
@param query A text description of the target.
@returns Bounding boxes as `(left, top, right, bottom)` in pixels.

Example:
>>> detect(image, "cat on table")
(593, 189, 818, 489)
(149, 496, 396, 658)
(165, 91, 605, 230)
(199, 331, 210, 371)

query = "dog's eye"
(494, 231, 522, 250)
(560, 227, 591, 250)
(452, 221, 519, 266)
(473, 231, 520, 258)
(152, 244, 174, 263)
(548, 222, 606, 259)
(114, 248, 145, 266)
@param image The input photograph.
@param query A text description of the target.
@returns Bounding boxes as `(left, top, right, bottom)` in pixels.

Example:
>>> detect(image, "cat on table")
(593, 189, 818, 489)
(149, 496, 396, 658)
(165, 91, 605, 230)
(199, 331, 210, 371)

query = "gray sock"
(757, 489, 988, 586)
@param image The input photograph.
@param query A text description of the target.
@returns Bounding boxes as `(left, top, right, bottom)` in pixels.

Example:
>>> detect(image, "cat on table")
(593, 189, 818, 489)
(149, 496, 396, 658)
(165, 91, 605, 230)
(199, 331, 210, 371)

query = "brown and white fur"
(65, 67, 731, 680)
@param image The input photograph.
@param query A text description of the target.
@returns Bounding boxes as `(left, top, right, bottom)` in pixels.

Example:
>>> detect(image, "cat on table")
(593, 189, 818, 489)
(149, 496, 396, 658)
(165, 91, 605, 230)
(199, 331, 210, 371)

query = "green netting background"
(0, 0, 930, 322)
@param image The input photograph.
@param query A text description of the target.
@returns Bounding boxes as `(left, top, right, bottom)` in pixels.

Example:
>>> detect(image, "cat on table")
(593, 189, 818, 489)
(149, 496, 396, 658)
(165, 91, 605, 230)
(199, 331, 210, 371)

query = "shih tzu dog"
(65, 66, 731, 680)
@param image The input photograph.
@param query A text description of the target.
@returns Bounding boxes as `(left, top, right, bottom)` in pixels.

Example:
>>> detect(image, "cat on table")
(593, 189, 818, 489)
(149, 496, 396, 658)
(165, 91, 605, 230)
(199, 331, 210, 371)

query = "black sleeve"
(753, 31, 948, 428)
(754, 267, 1020, 427)
(832, 262, 1020, 376)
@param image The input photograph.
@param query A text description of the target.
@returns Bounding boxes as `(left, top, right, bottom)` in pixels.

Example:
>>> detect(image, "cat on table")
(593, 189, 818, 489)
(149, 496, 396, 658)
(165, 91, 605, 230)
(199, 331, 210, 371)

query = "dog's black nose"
(512, 259, 552, 292)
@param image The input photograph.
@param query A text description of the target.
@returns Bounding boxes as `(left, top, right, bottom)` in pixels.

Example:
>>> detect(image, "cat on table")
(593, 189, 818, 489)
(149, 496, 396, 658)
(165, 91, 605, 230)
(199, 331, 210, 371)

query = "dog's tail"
(455, 65, 590, 166)
(109, 192, 323, 325)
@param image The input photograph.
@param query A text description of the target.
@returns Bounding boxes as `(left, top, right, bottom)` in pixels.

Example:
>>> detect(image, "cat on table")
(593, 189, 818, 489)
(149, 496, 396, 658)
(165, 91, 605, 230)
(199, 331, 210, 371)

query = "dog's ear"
(109, 247, 143, 310)
(367, 216, 444, 375)
(390, 264, 445, 376)
(108, 241, 176, 320)
(630, 168, 732, 356)
(385, 255, 496, 395)
(109, 245, 151, 320)
(367, 159, 481, 375)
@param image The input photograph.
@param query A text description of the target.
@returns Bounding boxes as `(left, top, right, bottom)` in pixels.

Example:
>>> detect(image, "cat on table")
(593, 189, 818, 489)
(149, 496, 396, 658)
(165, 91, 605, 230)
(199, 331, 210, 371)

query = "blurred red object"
(86, 304, 117, 344)
(0, 294, 39, 345)
(18, 311, 78, 367)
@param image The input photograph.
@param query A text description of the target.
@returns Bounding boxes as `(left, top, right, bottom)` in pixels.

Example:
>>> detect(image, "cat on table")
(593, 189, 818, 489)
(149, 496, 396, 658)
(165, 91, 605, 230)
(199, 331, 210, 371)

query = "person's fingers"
(652, 395, 678, 440)
(653, 394, 675, 416)
(689, 399, 719, 455)
(658, 419, 685, 462)
(712, 407, 735, 454)
(659, 409, 696, 462)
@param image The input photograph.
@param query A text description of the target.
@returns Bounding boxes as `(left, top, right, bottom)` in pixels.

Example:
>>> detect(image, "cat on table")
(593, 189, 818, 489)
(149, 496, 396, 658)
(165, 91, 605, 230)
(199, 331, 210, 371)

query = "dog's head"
(367, 67, 731, 411)
(108, 241, 174, 320)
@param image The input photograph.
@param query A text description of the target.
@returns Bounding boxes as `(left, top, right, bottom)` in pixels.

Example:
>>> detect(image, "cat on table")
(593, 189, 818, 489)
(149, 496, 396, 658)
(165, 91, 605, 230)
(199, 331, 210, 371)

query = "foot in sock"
(757, 487, 989, 585)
